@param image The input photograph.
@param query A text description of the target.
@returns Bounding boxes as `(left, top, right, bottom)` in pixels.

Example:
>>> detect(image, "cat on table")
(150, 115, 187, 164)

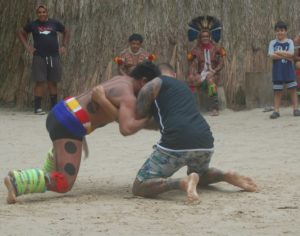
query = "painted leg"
(4, 139, 83, 204)
(4, 147, 55, 204)
(46, 139, 82, 193)
(207, 79, 219, 116)
(132, 173, 200, 204)
(198, 167, 258, 192)
(4, 169, 46, 204)
(43, 148, 56, 173)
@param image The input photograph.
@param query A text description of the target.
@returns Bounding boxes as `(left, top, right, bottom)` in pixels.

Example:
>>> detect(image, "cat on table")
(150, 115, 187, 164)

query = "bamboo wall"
(1, 0, 300, 108)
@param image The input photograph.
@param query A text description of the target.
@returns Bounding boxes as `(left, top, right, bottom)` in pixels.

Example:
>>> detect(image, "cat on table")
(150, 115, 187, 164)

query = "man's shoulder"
(23, 20, 39, 31)
(25, 19, 39, 26)
(120, 48, 149, 55)
(269, 39, 277, 46)
(160, 75, 183, 85)
(120, 48, 130, 55)
(47, 18, 65, 26)
(47, 18, 60, 23)
(107, 75, 133, 90)
(190, 46, 201, 55)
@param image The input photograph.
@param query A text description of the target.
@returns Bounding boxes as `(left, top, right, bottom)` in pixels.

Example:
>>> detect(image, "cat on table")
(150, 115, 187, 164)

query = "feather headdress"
(188, 15, 222, 43)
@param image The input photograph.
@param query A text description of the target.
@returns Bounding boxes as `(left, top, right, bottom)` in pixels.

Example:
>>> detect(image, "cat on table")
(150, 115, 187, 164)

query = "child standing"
(268, 21, 300, 119)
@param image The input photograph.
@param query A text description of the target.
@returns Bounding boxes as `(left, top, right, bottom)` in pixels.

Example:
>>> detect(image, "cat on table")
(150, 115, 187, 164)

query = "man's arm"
(268, 40, 281, 60)
(268, 39, 294, 60)
(16, 28, 35, 54)
(187, 59, 201, 86)
(118, 96, 149, 136)
(212, 48, 225, 73)
(143, 117, 159, 130)
(135, 77, 162, 119)
(294, 35, 300, 61)
(269, 54, 284, 60)
(269, 51, 293, 60)
(91, 85, 118, 121)
(116, 52, 127, 75)
(91, 84, 148, 135)
(59, 28, 70, 54)
(117, 77, 162, 135)
(274, 51, 294, 60)
(92, 79, 162, 136)
(118, 64, 127, 76)
(294, 35, 300, 62)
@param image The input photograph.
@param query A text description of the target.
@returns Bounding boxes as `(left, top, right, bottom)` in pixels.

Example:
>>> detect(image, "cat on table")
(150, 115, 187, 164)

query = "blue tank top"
(268, 39, 296, 82)
(152, 76, 214, 150)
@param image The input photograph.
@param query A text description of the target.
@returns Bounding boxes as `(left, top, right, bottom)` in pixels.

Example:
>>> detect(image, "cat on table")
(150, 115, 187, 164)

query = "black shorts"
(32, 55, 62, 82)
(46, 111, 83, 141)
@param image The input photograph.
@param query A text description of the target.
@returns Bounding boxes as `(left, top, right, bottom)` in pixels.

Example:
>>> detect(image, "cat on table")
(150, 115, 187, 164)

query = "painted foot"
(224, 171, 258, 192)
(183, 173, 200, 204)
(4, 174, 17, 204)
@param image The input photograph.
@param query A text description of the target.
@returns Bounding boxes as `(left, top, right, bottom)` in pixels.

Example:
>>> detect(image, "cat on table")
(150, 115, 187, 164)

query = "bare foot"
(181, 173, 200, 204)
(4, 173, 17, 204)
(224, 171, 258, 192)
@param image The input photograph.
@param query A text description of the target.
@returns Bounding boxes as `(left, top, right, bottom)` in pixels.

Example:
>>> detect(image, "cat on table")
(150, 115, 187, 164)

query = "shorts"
(32, 55, 62, 82)
(272, 81, 297, 91)
(136, 145, 213, 181)
(47, 98, 91, 140)
(46, 111, 82, 141)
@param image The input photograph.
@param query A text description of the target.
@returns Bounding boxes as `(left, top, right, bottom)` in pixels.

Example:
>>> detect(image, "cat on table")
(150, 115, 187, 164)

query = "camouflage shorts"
(136, 145, 213, 181)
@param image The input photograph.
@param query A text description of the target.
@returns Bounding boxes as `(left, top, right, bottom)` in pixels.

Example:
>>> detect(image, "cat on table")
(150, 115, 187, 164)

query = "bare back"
(76, 75, 137, 131)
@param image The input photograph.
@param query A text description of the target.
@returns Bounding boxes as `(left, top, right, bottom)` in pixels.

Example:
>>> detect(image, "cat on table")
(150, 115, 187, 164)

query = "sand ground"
(0, 107, 299, 236)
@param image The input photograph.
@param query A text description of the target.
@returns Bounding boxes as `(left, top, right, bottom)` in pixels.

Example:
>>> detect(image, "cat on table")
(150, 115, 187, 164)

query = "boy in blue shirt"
(268, 21, 300, 119)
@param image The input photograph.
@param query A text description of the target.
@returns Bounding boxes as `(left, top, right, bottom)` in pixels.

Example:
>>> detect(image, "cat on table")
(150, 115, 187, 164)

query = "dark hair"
(274, 21, 287, 31)
(158, 63, 175, 73)
(36, 4, 48, 13)
(130, 61, 161, 81)
(128, 33, 143, 43)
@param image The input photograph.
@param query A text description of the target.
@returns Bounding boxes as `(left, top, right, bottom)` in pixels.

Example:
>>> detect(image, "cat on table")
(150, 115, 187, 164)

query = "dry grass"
(1, 0, 300, 108)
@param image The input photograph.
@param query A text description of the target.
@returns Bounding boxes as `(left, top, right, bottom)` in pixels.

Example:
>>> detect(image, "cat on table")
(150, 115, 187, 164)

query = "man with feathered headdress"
(187, 16, 225, 116)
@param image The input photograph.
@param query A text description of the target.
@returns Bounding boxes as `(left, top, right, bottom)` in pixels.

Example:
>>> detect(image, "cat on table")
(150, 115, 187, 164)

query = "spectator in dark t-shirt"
(17, 4, 69, 114)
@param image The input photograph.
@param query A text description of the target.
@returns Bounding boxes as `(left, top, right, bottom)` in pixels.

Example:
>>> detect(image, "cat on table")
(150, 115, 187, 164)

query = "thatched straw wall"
(1, 0, 300, 109)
